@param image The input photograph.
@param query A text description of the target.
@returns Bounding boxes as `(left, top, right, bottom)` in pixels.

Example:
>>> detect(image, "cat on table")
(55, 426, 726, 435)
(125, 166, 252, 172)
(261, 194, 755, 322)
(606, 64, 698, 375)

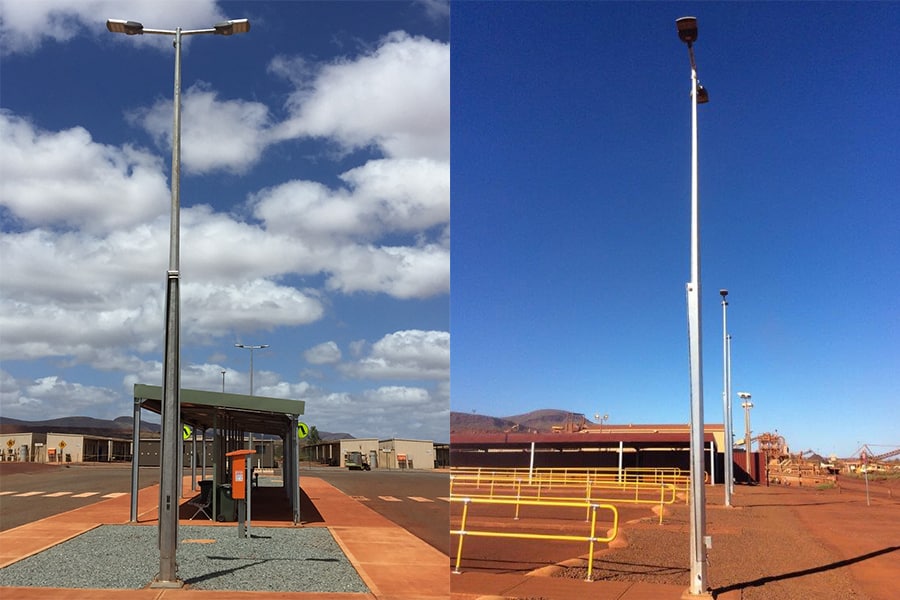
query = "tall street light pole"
(235, 343, 269, 399)
(720, 290, 734, 507)
(107, 17, 249, 587)
(676, 16, 711, 598)
(726, 333, 733, 494)
(739, 392, 754, 479)
(235, 342, 268, 535)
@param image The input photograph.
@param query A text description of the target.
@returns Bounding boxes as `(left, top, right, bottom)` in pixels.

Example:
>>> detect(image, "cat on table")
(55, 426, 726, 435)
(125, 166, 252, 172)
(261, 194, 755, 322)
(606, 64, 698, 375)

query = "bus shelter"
(130, 383, 305, 524)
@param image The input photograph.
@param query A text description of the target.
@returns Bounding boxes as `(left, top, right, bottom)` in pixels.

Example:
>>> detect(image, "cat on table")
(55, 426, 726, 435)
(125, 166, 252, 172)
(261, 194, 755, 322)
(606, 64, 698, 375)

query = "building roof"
(451, 423, 725, 451)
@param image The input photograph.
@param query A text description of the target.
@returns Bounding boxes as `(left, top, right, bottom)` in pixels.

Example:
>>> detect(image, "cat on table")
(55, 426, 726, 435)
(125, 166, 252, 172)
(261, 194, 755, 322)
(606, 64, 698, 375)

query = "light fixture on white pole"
(720, 290, 734, 507)
(677, 15, 711, 598)
(235, 342, 268, 536)
(739, 392, 753, 478)
(107, 16, 250, 587)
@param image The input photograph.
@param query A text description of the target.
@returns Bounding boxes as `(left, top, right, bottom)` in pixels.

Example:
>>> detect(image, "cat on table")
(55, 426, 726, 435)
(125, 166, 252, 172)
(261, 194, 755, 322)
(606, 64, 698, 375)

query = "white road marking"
(14, 491, 44, 497)
(378, 495, 402, 502)
(43, 491, 73, 497)
(350, 496, 370, 501)
(437, 497, 451, 502)
(0, 491, 17, 496)
(408, 496, 434, 503)
(71, 492, 99, 498)
(102, 492, 127, 498)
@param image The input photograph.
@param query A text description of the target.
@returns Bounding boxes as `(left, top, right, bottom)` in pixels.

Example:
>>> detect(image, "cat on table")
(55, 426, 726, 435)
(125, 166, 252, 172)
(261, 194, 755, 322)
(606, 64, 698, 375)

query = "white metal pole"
(686, 49, 709, 597)
(721, 293, 732, 507)
(726, 334, 734, 497)
(528, 441, 535, 484)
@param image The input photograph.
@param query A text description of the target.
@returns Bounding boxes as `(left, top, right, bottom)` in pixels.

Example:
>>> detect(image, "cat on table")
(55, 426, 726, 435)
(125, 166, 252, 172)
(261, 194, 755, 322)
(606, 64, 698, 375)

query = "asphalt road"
(304, 466, 450, 555)
(0, 463, 159, 531)
(0, 463, 450, 556)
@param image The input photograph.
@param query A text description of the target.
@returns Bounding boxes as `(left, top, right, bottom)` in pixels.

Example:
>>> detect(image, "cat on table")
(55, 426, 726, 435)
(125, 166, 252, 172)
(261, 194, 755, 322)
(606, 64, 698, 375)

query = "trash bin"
(216, 484, 237, 522)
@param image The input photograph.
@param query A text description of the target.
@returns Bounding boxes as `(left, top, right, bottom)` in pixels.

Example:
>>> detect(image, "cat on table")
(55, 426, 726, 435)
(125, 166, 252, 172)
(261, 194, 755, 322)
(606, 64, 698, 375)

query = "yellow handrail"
(450, 496, 618, 582)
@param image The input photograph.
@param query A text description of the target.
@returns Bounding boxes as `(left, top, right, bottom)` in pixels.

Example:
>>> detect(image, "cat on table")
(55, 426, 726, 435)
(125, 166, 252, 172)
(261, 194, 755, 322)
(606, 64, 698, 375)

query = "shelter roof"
(133, 384, 304, 438)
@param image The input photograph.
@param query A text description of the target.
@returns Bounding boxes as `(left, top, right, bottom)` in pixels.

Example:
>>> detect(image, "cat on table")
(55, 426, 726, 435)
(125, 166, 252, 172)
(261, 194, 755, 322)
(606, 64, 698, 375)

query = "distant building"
(306, 438, 442, 469)
(2, 432, 131, 463)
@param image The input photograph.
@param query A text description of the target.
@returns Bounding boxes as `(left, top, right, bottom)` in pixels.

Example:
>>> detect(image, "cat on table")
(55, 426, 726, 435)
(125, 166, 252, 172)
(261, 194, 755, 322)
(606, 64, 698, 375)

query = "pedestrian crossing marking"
(4, 490, 129, 499)
(438, 497, 451, 502)
(408, 496, 434, 503)
(377, 495, 402, 502)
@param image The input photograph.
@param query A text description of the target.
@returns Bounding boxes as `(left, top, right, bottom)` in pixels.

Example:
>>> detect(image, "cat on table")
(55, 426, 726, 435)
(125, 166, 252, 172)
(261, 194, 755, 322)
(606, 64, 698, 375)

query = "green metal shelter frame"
(130, 383, 305, 524)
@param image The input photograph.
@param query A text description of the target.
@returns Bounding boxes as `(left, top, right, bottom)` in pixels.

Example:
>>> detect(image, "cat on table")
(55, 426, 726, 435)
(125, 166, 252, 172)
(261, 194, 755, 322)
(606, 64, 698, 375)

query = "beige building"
(307, 437, 438, 469)
(2, 432, 131, 463)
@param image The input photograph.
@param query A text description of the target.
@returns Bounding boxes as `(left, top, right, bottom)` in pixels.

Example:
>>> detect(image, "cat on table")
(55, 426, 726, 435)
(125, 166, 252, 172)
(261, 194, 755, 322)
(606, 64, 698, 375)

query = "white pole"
(528, 441, 535, 484)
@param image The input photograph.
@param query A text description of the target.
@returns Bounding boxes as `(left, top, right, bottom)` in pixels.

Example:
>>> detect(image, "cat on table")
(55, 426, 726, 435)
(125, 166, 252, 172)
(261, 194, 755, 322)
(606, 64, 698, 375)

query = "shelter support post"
(130, 396, 141, 522)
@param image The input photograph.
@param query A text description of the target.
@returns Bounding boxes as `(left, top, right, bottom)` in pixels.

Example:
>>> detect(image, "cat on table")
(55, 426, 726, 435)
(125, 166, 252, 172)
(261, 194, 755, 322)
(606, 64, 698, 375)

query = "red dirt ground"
(451, 475, 899, 599)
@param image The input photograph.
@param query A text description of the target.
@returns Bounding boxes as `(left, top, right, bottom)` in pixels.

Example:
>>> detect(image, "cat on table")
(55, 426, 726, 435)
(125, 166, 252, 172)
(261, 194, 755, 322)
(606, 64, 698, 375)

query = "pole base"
(681, 589, 714, 599)
(150, 578, 184, 589)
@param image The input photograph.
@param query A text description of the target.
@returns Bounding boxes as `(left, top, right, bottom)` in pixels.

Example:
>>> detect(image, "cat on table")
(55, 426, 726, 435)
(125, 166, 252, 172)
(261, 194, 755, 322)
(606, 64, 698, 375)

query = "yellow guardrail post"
(452, 497, 470, 574)
(586, 503, 598, 581)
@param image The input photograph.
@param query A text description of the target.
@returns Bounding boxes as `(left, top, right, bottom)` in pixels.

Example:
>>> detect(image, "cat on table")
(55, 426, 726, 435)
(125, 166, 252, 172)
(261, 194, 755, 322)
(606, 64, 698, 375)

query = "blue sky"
(450, 2, 899, 458)
(1, 1, 449, 441)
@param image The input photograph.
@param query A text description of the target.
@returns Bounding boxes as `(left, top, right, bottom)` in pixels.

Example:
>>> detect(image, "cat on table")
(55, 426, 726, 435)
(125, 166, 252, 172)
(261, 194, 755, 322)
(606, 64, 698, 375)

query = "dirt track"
(452, 475, 899, 599)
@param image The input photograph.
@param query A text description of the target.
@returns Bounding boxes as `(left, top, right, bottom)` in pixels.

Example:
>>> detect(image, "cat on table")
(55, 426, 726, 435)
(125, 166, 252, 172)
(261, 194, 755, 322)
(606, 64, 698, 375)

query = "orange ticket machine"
(225, 449, 256, 500)
(226, 449, 256, 537)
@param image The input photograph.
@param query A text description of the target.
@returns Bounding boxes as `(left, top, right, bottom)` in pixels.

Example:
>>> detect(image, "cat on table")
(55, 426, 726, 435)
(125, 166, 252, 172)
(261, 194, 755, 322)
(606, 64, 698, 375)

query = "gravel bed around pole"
(0, 524, 369, 593)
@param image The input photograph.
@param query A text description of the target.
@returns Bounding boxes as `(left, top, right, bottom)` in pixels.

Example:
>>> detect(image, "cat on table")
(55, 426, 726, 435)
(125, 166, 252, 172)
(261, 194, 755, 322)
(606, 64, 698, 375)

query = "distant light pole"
(235, 343, 269, 398)
(107, 16, 249, 587)
(221, 370, 226, 393)
(676, 15, 711, 598)
(739, 392, 753, 478)
(234, 343, 267, 537)
(594, 413, 609, 433)
(720, 290, 734, 507)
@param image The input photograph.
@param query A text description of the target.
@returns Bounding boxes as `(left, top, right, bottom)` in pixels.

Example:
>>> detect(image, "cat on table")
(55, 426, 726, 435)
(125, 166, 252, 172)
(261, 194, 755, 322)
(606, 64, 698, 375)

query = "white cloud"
(304, 341, 342, 365)
(249, 157, 450, 299)
(343, 329, 449, 380)
(261, 380, 447, 441)
(186, 279, 324, 337)
(128, 85, 271, 175)
(325, 243, 449, 299)
(0, 0, 223, 55)
(272, 31, 449, 161)
(0, 371, 125, 421)
(254, 158, 449, 240)
(0, 112, 169, 234)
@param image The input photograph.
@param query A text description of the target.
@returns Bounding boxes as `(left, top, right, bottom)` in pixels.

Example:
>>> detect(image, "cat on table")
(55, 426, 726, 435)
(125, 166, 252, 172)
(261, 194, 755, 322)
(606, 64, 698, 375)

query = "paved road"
(302, 466, 450, 555)
(0, 463, 159, 531)
(0, 463, 450, 556)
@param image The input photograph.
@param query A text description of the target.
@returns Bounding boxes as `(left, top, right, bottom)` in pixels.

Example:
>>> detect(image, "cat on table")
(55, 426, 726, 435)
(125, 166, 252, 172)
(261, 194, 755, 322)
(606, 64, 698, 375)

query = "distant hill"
(0, 416, 159, 437)
(450, 409, 594, 433)
(0, 416, 354, 441)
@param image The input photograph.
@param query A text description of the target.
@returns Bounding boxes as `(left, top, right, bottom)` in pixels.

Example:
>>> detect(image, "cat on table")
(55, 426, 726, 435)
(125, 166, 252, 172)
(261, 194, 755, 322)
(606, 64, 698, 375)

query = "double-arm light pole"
(107, 16, 249, 587)
(676, 16, 711, 598)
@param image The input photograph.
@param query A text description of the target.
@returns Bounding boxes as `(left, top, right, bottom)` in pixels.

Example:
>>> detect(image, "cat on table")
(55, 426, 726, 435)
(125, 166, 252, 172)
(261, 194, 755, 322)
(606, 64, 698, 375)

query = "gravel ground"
(556, 499, 869, 600)
(0, 524, 368, 593)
